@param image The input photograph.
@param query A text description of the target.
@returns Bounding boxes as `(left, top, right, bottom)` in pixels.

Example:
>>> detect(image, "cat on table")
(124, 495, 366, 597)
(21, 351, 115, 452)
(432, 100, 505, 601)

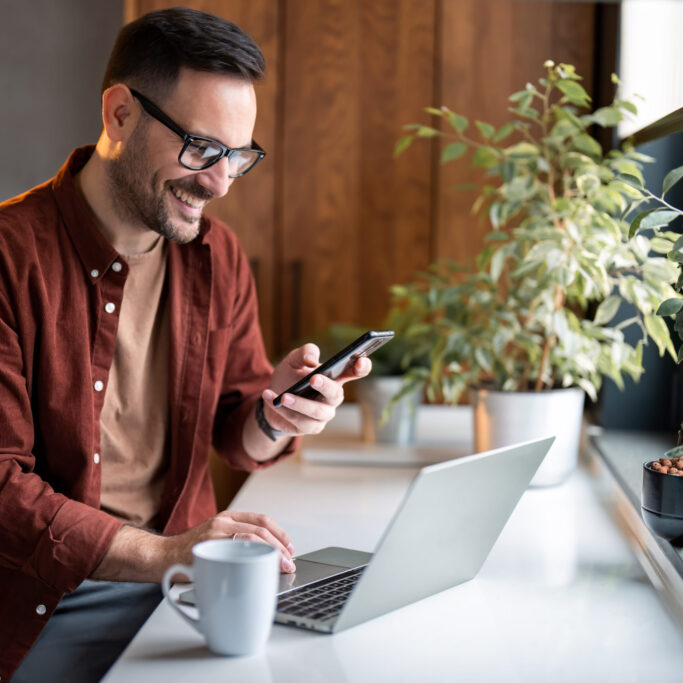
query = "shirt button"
(93, 453, 100, 464)
(36, 604, 46, 616)
(94, 380, 104, 392)
(111, 261, 123, 273)
(104, 302, 116, 314)
(90, 269, 99, 278)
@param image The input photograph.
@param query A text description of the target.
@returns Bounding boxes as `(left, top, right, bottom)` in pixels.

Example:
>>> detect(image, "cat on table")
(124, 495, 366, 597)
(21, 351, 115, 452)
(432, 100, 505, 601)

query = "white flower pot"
(471, 386, 585, 487)
(355, 376, 420, 445)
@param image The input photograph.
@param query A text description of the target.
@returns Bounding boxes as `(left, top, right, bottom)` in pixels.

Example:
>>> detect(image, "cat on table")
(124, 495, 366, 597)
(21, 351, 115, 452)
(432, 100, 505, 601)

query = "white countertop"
(104, 406, 683, 683)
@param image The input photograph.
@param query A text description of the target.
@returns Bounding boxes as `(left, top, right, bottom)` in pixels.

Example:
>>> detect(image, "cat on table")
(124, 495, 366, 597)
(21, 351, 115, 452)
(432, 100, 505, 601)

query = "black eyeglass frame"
(129, 88, 266, 177)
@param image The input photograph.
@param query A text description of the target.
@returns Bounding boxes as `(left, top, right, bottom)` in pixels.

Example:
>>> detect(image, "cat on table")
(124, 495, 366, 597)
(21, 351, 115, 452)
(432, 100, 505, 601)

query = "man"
(0, 8, 370, 681)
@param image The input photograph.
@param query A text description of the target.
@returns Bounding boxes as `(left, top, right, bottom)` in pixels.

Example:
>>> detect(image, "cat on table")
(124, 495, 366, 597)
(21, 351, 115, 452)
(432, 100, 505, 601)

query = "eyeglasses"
(130, 89, 266, 177)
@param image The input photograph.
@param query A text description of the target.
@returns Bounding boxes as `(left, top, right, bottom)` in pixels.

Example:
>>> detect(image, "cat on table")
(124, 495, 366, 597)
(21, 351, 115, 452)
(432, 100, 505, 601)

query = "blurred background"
(1, 0, 681, 429)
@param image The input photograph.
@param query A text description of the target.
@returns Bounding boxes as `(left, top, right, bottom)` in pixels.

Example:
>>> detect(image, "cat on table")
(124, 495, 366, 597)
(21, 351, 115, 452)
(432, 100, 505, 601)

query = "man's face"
(107, 69, 258, 244)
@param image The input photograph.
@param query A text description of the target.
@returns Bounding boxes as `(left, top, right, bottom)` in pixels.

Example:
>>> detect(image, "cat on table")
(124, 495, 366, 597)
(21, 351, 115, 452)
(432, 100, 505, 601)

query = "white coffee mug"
(162, 539, 280, 656)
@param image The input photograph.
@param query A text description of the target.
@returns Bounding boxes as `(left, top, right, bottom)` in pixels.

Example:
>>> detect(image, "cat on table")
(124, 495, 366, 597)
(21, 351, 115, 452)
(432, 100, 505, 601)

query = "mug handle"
(162, 564, 200, 631)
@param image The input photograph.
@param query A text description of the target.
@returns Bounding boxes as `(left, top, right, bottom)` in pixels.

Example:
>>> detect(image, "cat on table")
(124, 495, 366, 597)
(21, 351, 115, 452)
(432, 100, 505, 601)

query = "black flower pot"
(641, 461, 683, 544)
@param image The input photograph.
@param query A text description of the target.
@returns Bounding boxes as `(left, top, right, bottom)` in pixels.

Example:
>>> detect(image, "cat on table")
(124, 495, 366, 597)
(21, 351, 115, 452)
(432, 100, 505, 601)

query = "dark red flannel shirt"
(0, 147, 296, 678)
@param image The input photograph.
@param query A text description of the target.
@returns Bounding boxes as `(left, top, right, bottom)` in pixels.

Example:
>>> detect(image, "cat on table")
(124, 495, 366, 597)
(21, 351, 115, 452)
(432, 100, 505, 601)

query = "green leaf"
(444, 110, 468, 133)
(663, 165, 683, 197)
(489, 202, 502, 228)
(640, 209, 680, 231)
(475, 120, 495, 140)
(509, 89, 529, 102)
(617, 173, 644, 189)
(572, 134, 602, 158)
(549, 119, 579, 140)
(678, 345, 683, 364)
(416, 126, 440, 138)
(492, 122, 516, 142)
(576, 378, 598, 402)
(475, 245, 493, 270)
(590, 106, 622, 127)
(649, 237, 674, 254)
(505, 142, 539, 158)
(594, 296, 621, 325)
(490, 248, 505, 282)
(577, 174, 600, 196)
(441, 142, 468, 163)
(645, 313, 676, 359)
(615, 99, 638, 115)
(484, 231, 509, 242)
(473, 146, 499, 168)
(394, 135, 413, 157)
(629, 208, 657, 238)
(657, 298, 683, 316)
(556, 79, 591, 106)
(608, 180, 642, 199)
(500, 160, 516, 183)
(425, 107, 445, 117)
(474, 347, 493, 372)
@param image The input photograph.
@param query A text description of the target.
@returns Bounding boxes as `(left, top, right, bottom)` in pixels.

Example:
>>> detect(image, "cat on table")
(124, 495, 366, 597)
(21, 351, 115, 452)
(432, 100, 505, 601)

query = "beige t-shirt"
(99, 236, 170, 529)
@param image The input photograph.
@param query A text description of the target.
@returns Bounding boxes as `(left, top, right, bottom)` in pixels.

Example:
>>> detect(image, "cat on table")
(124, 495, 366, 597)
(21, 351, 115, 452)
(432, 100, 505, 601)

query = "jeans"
(12, 580, 162, 683)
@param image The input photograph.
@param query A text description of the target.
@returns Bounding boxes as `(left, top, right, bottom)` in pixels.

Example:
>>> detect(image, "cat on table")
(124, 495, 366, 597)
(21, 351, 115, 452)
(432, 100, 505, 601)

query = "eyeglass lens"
(181, 139, 261, 176)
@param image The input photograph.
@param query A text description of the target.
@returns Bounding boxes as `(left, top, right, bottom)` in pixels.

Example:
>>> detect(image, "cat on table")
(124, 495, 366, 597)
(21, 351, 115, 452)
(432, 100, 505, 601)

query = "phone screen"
(272, 330, 394, 407)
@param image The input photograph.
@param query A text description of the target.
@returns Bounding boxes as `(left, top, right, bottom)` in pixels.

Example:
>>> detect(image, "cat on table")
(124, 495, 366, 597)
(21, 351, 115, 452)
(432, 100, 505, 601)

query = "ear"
(101, 84, 140, 143)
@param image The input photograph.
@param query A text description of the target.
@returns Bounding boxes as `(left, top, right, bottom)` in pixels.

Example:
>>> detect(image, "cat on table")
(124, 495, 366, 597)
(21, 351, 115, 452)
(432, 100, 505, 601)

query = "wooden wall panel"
(279, 0, 436, 350)
(126, 0, 280, 354)
(358, 1, 436, 327)
(435, 0, 597, 266)
(279, 0, 362, 348)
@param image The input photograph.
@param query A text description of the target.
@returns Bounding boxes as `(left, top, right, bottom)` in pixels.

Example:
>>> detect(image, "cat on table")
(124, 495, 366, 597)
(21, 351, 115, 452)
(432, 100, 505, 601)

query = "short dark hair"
(101, 7, 265, 100)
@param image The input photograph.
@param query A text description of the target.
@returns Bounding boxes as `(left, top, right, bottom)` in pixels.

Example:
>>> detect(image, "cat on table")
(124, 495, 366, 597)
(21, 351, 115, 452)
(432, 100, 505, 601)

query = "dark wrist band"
(256, 397, 284, 442)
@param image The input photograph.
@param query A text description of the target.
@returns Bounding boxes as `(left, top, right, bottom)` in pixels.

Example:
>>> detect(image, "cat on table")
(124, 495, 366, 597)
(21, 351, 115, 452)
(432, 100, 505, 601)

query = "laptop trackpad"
(278, 547, 373, 593)
(278, 559, 349, 593)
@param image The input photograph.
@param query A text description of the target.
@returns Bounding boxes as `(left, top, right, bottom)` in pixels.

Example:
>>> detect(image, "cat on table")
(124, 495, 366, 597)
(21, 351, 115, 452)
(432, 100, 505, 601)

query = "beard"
(106, 125, 212, 245)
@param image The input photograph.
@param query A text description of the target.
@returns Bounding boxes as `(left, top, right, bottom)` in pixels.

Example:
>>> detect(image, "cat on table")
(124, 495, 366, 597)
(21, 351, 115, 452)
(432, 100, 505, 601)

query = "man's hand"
(162, 510, 296, 573)
(262, 343, 372, 437)
(91, 511, 296, 582)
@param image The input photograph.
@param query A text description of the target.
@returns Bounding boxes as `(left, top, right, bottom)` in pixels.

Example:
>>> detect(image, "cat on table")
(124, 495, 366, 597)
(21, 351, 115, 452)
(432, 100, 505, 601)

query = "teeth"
(171, 187, 203, 208)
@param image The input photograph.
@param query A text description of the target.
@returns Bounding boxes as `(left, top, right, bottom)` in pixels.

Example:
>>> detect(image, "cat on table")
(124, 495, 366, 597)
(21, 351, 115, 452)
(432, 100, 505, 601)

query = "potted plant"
(316, 305, 429, 445)
(392, 61, 681, 485)
(627, 139, 683, 541)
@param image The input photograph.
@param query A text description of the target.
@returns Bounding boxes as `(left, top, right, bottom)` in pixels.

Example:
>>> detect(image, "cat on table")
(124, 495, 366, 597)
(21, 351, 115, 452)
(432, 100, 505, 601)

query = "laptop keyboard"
(277, 565, 367, 621)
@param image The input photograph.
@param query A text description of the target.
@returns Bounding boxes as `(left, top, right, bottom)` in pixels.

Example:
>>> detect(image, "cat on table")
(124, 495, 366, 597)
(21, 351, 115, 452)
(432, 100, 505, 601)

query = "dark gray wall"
(0, 0, 123, 201)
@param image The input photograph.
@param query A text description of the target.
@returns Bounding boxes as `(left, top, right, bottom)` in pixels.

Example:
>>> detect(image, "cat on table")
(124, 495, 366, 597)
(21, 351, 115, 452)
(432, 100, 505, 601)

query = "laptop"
(182, 437, 553, 633)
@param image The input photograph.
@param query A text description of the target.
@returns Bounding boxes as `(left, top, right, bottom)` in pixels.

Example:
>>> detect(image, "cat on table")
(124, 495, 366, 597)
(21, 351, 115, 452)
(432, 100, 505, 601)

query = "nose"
(194, 157, 235, 199)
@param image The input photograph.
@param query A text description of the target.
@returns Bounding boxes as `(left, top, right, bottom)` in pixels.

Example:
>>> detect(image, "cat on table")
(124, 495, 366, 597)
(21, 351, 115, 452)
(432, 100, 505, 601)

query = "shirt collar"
(52, 146, 123, 280)
(52, 146, 215, 280)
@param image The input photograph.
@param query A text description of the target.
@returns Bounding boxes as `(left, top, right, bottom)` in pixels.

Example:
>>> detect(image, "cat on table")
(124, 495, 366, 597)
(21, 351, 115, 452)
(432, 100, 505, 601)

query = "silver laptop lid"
(333, 437, 553, 632)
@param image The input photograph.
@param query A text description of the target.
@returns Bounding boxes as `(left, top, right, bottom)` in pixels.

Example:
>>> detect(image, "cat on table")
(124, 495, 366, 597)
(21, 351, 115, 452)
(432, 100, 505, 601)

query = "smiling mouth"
(170, 185, 204, 209)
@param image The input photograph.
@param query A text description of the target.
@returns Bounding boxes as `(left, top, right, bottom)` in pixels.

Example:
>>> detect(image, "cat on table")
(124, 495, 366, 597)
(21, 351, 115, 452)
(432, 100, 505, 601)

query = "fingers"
(221, 510, 294, 552)
(337, 356, 372, 383)
(263, 388, 338, 435)
(216, 511, 296, 573)
(231, 531, 296, 573)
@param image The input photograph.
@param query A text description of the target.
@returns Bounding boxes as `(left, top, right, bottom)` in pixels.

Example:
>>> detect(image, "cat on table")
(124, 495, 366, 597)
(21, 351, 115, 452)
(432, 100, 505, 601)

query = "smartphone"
(272, 330, 395, 407)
